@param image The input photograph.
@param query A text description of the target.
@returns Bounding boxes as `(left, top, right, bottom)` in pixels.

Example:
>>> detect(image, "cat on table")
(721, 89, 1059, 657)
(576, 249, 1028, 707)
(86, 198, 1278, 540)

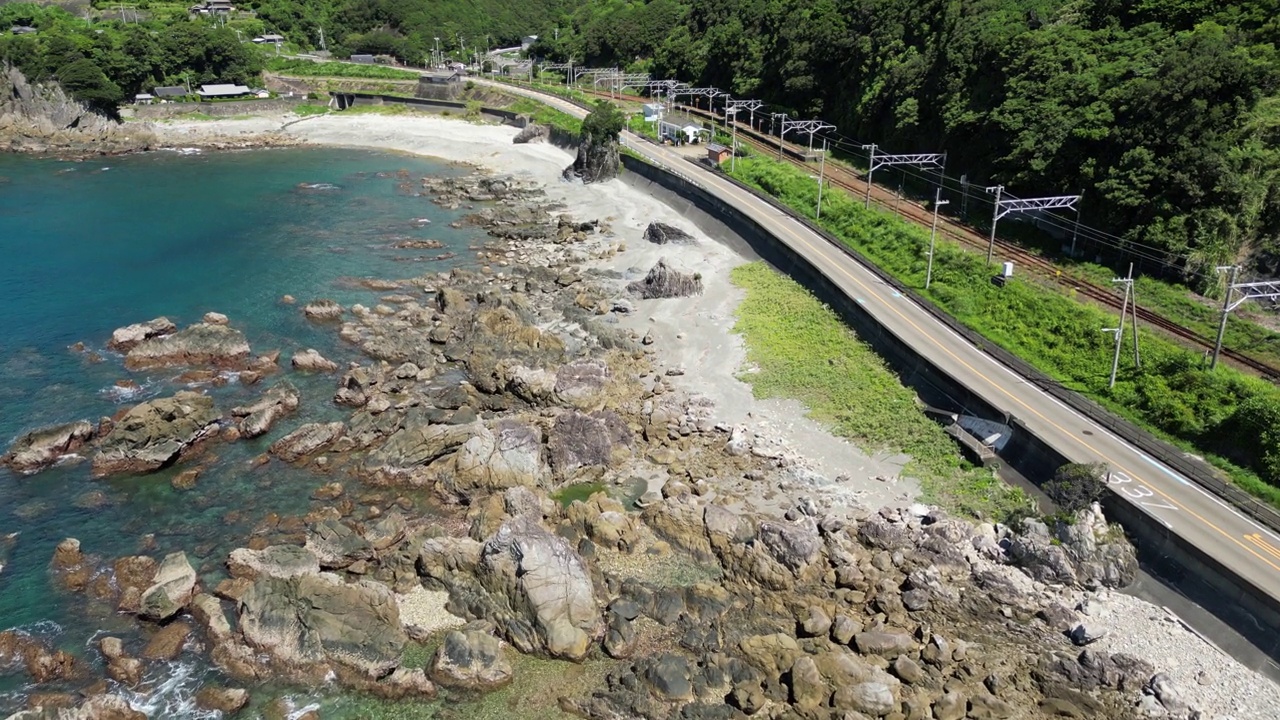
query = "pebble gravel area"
(396, 586, 466, 635)
(1087, 589, 1280, 719)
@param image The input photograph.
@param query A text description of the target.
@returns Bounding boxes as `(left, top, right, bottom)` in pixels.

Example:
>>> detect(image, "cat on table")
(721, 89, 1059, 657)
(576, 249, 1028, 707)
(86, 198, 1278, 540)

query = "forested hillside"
(0, 0, 571, 115)
(536, 0, 1280, 282)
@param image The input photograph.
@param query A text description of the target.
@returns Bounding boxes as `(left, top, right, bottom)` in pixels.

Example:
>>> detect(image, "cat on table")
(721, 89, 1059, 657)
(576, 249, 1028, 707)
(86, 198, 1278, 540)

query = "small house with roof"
(153, 86, 189, 101)
(197, 83, 251, 101)
(253, 34, 284, 43)
(133, 93, 155, 105)
(706, 143, 732, 165)
(10, 25, 37, 35)
(659, 112, 708, 145)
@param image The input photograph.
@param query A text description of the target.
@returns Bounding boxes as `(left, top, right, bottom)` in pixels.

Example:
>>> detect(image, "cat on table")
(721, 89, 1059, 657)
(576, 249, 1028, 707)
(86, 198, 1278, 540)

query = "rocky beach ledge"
(2, 111, 1278, 720)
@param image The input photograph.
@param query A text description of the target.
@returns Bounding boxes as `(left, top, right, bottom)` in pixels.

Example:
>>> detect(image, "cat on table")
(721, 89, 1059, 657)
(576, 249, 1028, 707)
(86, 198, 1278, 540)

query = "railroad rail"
(560, 83, 1280, 382)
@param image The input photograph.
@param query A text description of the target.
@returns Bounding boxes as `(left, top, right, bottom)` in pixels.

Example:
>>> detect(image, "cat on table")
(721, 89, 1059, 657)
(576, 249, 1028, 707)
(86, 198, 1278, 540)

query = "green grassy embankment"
(730, 262, 1031, 519)
(726, 155, 1280, 510)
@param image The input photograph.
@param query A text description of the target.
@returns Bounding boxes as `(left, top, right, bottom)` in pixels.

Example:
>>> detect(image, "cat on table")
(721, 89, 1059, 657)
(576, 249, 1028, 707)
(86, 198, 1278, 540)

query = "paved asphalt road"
(484, 80, 1280, 607)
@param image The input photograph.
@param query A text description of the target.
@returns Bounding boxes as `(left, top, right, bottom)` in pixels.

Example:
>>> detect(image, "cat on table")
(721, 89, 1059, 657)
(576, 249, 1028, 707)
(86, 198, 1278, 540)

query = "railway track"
(569, 85, 1280, 382)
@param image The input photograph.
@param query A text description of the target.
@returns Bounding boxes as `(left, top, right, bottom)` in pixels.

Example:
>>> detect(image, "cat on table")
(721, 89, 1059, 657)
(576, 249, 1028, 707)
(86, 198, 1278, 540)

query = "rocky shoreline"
(3, 115, 1279, 719)
(4, 163, 1273, 720)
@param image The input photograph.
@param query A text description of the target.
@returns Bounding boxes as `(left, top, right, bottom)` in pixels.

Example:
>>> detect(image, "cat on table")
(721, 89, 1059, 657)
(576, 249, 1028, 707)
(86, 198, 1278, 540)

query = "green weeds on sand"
(727, 156, 1280, 510)
(729, 262, 1029, 520)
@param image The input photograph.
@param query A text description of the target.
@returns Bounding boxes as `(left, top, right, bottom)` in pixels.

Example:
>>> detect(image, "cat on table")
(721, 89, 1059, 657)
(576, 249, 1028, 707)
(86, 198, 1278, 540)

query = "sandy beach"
(145, 110, 1280, 718)
(156, 111, 918, 516)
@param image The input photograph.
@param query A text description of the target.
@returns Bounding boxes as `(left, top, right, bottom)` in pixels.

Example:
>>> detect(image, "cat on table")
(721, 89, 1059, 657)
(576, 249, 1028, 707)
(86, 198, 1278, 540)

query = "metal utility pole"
(816, 139, 828, 219)
(926, 187, 949, 290)
(984, 187, 1080, 265)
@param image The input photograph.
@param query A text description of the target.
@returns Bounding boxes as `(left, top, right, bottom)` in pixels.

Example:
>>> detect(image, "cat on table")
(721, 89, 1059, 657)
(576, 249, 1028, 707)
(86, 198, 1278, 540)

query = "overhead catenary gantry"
(983, 185, 1080, 264)
(1210, 268, 1280, 369)
(861, 144, 945, 209)
(781, 118, 835, 153)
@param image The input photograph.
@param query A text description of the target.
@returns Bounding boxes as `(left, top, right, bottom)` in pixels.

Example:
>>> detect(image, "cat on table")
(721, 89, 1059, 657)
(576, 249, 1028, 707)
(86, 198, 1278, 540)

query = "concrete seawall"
(619, 155, 1280, 674)
(327, 91, 1280, 671)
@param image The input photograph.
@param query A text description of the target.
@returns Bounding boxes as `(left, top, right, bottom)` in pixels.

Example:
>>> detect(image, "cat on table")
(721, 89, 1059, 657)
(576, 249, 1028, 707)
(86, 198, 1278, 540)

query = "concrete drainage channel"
(333, 88, 1280, 679)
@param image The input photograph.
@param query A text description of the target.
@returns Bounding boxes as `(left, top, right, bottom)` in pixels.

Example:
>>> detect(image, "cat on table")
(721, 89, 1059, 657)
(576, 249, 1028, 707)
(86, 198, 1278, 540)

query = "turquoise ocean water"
(0, 147, 483, 716)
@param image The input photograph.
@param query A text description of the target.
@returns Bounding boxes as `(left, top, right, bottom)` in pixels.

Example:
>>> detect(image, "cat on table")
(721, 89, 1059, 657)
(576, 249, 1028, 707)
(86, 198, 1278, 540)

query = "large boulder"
(478, 514, 601, 661)
(92, 393, 221, 477)
(1007, 504, 1137, 589)
(124, 322, 251, 370)
(642, 222, 696, 245)
(291, 348, 339, 373)
(364, 420, 478, 477)
(2, 420, 96, 475)
(429, 630, 513, 690)
(269, 422, 344, 463)
(238, 571, 406, 677)
(627, 258, 703, 299)
(562, 129, 620, 184)
(230, 382, 300, 439)
(139, 551, 197, 621)
(304, 519, 374, 569)
(449, 420, 546, 496)
(108, 317, 177, 352)
(547, 410, 631, 478)
(227, 545, 320, 580)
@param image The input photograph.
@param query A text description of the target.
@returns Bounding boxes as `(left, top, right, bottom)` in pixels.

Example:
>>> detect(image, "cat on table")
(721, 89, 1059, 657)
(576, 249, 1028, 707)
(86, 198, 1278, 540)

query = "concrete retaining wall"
(130, 98, 304, 119)
(619, 153, 1280, 671)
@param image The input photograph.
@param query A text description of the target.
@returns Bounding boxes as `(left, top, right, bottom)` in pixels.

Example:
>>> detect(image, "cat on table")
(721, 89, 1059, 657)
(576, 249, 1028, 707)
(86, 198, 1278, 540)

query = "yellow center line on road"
(677, 149, 1280, 576)
(1247, 534, 1280, 562)
(515, 84, 1280, 577)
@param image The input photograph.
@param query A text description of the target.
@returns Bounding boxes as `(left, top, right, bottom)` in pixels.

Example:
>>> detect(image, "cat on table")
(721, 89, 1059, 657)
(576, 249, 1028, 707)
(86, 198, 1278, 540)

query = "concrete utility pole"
(772, 113, 788, 159)
(1106, 263, 1136, 387)
(926, 187, 949, 290)
(1212, 265, 1239, 369)
(816, 139, 828, 219)
(1069, 189, 1085, 257)
(984, 187, 1080, 265)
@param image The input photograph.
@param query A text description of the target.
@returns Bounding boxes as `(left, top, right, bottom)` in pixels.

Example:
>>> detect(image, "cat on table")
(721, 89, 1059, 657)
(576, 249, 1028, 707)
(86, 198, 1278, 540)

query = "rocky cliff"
(563, 132, 620, 184)
(0, 65, 156, 155)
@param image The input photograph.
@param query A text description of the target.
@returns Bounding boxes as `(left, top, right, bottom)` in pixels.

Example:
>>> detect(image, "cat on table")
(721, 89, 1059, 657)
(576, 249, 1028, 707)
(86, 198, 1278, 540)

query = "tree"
(56, 58, 123, 114)
(581, 98, 624, 144)
(1043, 462, 1109, 513)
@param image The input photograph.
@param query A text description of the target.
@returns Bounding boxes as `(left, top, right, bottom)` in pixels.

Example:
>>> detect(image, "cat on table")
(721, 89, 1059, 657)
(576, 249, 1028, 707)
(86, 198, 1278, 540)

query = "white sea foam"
(118, 661, 220, 720)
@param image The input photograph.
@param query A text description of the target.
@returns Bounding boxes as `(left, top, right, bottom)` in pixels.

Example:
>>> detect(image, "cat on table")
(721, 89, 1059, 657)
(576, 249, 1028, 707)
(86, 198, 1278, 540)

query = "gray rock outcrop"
(643, 222, 696, 245)
(139, 551, 197, 621)
(0, 64, 156, 155)
(2, 420, 96, 475)
(478, 514, 601, 661)
(92, 392, 221, 477)
(238, 571, 406, 677)
(1008, 504, 1137, 589)
(230, 382, 300, 439)
(562, 132, 619, 184)
(124, 322, 251, 370)
(269, 422, 344, 463)
(108, 317, 177, 352)
(429, 630, 513, 690)
(627, 259, 704, 299)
